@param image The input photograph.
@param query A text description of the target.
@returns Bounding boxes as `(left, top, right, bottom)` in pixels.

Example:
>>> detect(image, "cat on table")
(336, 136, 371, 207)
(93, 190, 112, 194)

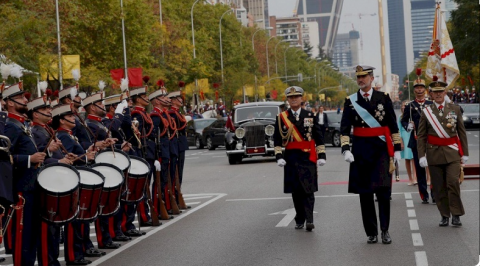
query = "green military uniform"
(417, 80, 469, 226)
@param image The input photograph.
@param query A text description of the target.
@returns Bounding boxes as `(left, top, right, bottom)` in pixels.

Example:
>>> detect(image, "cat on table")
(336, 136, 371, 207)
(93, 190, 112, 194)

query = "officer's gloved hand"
(343, 150, 354, 163)
(154, 160, 161, 172)
(394, 151, 401, 164)
(419, 156, 428, 168)
(277, 159, 286, 167)
(114, 103, 124, 114)
(317, 159, 326, 167)
(121, 100, 128, 109)
(461, 156, 469, 164)
(407, 122, 414, 132)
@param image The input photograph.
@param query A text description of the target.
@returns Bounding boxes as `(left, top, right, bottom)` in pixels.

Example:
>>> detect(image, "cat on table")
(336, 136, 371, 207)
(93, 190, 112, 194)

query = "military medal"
(296, 116, 299, 121)
(446, 123, 452, 128)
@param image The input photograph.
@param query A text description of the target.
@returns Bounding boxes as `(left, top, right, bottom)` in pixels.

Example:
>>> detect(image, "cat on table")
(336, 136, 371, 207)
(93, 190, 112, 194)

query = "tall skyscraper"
(243, 0, 270, 28)
(295, 0, 344, 57)
(387, 0, 413, 81)
(411, 0, 435, 63)
(332, 30, 360, 78)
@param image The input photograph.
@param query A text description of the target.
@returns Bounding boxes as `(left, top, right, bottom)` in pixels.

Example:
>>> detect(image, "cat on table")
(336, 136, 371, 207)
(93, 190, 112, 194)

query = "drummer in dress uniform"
(417, 78, 469, 227)
(82, 91, 122, 250)
(127, 86, 155, 228)
(103, 94, 134, 242)
(0, 79, 14, 263)
(3, 79, 46, 266)
(51, 104, 98, 265)
(340, 65, 402, 244)
(148, 84, 174, 218)
(217, 99, 226, 117)
(273, 86, 327, 232)
(27, 87, 75, 266)
(401, 77, 434, 204)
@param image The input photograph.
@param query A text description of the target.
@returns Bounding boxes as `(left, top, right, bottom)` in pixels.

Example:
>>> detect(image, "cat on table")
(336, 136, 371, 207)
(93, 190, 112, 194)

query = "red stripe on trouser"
(164, 187, 171, 210)
(138, 201, 148, 222)
(108, 217, 116, 237)
(121, 205, 127, 232)
(66, 223, 75, 262)
(40, 222, 49, 266)
(14, 202, 22, 266)
(95, 219, 103, 247)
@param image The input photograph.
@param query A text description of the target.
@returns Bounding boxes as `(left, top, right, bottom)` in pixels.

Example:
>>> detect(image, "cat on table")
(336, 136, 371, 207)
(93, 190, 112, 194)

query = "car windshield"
(326, 112, 342, 123)
(463, 104, 479, 113)
(195, 119, 216, 129)
(235, 106, 279, 123)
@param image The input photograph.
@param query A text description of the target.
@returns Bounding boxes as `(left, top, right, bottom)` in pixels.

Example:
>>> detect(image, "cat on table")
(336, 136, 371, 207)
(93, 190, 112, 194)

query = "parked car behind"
(323, 110, 343, 147)
(202, 117, 228, 150)
(460, 103, 480, 128)
(186, 118, 217, 149)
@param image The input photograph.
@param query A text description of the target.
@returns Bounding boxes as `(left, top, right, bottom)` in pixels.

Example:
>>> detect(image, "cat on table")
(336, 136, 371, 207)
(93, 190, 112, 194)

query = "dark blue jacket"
(0, 111, 14, 204)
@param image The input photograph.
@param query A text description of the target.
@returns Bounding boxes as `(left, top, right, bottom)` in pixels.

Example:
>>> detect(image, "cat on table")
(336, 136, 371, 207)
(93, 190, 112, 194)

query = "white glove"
(317, 159, 326, 167)
(277, 159, 286, 167)
(154, 160, 161, 172)
(394, 151, 401, 164)
(419, 156, 428, 168)
(461, 156, 468, 164)
(114, 103, 124, 114)
(343, 150, 354, 163)
(407, 122, 414, 132)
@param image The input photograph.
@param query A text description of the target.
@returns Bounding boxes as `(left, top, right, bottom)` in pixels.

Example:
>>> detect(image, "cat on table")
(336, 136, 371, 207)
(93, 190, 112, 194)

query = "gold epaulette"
(341, 135, 350, 146)
(316, 145, 326, 154)
(392, 133, 401, 144)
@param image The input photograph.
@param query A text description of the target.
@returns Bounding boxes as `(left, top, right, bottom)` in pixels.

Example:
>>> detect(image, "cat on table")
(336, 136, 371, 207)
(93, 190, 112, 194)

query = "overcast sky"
(268, 0, 391, 84)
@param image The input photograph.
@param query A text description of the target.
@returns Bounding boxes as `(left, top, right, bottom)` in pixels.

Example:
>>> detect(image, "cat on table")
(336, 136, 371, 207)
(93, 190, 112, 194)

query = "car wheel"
(228, 154, 242, 165)
(195, 137, 204, 149)
(206, 137, 215, 150)
(332, 131, 341, 147)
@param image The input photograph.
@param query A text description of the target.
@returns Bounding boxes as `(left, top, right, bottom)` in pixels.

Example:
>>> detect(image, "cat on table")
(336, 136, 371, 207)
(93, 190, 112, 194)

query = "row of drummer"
(0, 78, 189, 266)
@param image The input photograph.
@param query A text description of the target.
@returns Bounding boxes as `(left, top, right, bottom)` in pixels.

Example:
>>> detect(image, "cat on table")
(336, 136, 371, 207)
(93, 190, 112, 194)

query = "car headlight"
(264, 125, 275, 136)
(235, 128, 245, 138)
(463, 116, 468, 121)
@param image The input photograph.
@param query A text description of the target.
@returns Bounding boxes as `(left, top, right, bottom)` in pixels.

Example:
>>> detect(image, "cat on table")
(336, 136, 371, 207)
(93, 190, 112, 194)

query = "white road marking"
(474, 135, 478, 138)
(408, 209, 416, 218)
(212, 155, 226, 158)
(89, 193, 227, 265)
(404, 193, 412, 199)
(269, 208, 296, 227)
(406, 200, 414, 207)
(184, 201, 201, 205)
(181, 196, 213, 200)
(409, 219, 419, 230)
(186, 157, 199, 160)
(415, 251, 428, 266)
(412, 233, 424, 246)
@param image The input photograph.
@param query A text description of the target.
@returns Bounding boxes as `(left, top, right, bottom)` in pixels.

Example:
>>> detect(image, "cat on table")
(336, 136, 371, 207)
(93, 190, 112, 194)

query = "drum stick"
(111, 144, 116, 158)
(42, 134, 55, 153)
(71, 153, 87, 163)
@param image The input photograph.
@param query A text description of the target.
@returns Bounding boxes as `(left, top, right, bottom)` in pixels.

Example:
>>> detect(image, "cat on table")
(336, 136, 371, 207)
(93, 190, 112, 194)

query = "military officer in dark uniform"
(401, 78, 434, 204)
(0, 84, 14, 264)
(3, 81, 47, 265)
(417, 79, 469, 227)
(51, 104, 98, 265)
(273, 86, 327, 232)
(340, 65, 402, 244)
(82, 92, 122, 250)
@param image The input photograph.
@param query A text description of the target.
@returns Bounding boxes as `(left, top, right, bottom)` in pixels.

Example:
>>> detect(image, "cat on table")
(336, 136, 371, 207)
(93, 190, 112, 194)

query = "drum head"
(95, 149, 130, 172)
(77, 168, 104, 186)
(37, 164, 79, 193)
(91, 164, 124, 188)
(129, 157, 150, 176)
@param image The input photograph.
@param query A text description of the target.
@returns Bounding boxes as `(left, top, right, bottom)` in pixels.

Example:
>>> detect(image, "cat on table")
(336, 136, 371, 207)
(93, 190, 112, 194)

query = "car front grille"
(244, 125, 265, 147)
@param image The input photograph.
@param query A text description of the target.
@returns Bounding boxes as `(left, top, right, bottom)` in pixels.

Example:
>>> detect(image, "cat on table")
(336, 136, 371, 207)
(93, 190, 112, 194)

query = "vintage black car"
(186, 118, 217, 149)
(225, 101, 285, 164)
(323, 110, 343, 147)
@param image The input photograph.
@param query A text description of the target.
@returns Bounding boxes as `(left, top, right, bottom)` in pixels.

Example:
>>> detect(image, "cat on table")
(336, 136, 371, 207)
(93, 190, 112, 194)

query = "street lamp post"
(251, 28, 263, 51)
(219, 9, 233, 89)
(191, 0, 204, 96)
(284, 45, 301, 82)
(274, 39, 288, 75)
(266, 36, 277, 80)
(55, 0, 63, 90)
(159, 0, 164, 61)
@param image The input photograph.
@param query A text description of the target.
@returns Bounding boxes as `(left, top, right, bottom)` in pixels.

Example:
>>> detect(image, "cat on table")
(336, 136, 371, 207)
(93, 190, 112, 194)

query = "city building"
(295, 0, 344, 57)
(242, 0, 269, 28)
(442, 0, 458, 21)
(269, 16, 302, 46)
(300, 21, 319, 58)
(411, 0, 436, 63)
(332, 30, 360, 70)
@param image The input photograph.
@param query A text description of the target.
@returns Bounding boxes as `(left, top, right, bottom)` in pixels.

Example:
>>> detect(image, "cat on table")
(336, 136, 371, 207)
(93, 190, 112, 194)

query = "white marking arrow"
(269, 208, 317, 227)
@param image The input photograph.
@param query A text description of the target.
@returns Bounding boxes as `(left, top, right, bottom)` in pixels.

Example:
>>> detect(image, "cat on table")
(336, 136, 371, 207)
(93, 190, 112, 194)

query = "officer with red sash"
(340, 65, 402, 244)
(417, 78, 469, 227)
(401, 77, 434, 204)
(273, 86, 326, 232)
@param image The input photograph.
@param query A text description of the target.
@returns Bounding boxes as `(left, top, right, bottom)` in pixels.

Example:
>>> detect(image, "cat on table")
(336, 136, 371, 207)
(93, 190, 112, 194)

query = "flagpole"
(55, 0, 63, 90)
(121, 0, 128, 79)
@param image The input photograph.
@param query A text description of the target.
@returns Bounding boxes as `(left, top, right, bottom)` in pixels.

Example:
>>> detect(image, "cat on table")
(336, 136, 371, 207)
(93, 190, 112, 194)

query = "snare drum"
(37, 163, 80, 224)
(76, 167, 105, 221)
(123, 156, 150, 203)
(95, 149, 131, 177)
(90, 163, 124, 217)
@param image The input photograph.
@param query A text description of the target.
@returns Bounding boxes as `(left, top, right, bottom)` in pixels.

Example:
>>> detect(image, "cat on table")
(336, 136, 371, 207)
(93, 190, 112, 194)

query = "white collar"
(360, 88, 373, 100)
(434, 101, 446, 109)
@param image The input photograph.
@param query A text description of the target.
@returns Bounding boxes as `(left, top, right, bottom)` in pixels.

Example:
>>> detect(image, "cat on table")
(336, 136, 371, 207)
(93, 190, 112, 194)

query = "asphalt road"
(0, 128, 478, 266)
